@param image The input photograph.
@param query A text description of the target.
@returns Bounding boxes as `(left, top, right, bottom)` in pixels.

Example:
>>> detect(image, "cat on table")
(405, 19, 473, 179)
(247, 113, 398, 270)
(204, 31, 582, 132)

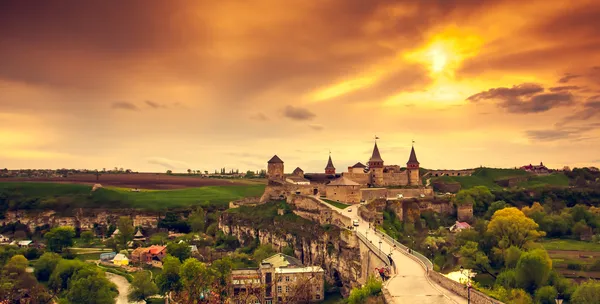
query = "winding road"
(105, 272, 134, 304)
(316, 197, 466, 304)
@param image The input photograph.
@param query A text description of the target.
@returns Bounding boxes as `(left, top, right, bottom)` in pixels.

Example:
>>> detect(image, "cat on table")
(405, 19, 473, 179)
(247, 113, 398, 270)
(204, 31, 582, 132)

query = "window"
(316, 285, 320, 291)
(286, 286, 290, 293)
(277, 286, 282, 293)
(254, 300, 261, 304)
(266, 301, 272, 304)
(285, 276, 290, 282)
(316, 295, 321, 300)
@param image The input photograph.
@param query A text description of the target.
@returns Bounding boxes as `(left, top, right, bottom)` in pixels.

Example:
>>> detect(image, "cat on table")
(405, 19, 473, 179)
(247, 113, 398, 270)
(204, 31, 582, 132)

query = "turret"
(406, 145, 420, 186)
(267, 155, 284, 181)
(325, 155, 336, 175)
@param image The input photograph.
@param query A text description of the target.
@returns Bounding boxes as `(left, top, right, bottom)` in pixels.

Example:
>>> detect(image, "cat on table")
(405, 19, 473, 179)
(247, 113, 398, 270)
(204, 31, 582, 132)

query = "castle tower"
(406, 144, 420, 186)
(325, 154, 336, 175)
(267, 155, 284, 181)
(368, 141, 384, 186)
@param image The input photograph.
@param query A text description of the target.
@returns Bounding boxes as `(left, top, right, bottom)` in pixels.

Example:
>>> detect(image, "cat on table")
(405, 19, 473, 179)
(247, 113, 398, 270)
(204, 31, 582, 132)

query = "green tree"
(188, 207, 206, 233)
(166, 242, 191, 262)
(487, 207, 545, 250)
(495, 270, 516, 289)
(535, 286, 558, 304)
(149, 232, 168, 245)
(506, 289, 533, 304)
(0, 255, 52, 303)
(44, 226, 75, 253)
(485, 200, 507, 219)
(571, 280, 600, 304)
(64, 270, 118, 304)
(128, 271, 158, 302)
(116, 216, 135, 249)
(459, 241, 495, 278)
(515, 249, 552, 293)
(34, 252, 62, 282)
(49, 259, 88, 293)
(80, 230, 95, 246)
(504, 246, 523, 268)
(156, 255, 182, 295)
(252, 244, 276, 263)
(282, 246, 295, 256)
(180, 258, 215, 304)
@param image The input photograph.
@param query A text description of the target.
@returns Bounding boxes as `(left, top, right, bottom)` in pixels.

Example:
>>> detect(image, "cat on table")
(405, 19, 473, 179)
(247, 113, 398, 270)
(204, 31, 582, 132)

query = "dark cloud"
(560, 101, 600, 123)
(558, 73, 582, 84)
(549, 86, 582, 92)
(111, 101, 138, 111)
(250, 113, 268, 121)
(283, 106, 316, 121)
(309, 124, 324, 131)
(467, 83, 575, 113)
(144, 100, 166, 109)
(526, 122, 600, 142)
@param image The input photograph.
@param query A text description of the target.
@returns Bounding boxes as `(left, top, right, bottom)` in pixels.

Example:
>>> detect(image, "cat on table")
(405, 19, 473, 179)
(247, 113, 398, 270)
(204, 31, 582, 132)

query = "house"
(450, 221, 471, 232)
(100, 252, 117, 261)
(112, 253, 129, 266)
(230, 253, 325, 303)
(14, 240, 33, 248)
(130, 245, 167, 266)
(0, 234, 10, 243)
(520, 162, 550, 174)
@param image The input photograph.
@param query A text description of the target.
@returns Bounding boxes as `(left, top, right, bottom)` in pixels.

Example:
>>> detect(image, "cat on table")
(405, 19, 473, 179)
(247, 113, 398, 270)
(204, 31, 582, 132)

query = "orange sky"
(1, 0, 600, 173)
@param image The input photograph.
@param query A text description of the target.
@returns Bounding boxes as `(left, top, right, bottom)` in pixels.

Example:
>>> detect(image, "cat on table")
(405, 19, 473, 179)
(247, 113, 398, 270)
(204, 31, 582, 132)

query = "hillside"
(430, 167, 569, 191)
(0, 182, 265, 213)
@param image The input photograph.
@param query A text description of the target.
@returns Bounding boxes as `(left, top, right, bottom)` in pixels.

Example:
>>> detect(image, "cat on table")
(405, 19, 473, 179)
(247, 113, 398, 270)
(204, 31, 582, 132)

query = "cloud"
(309, 124, 324, 131)
(560, 101, 600, 123)
(526, 122, 600, 142)
(111, 101, 138, 111)
(467, 83, 575, 113)
(549, 86, 582, 92)
(558, 73, 581, 84)
(144, 100, 166, 109)
(283, 105, 316, 121)
(250, 112, 268, 121)
(146, 157, 189, 169)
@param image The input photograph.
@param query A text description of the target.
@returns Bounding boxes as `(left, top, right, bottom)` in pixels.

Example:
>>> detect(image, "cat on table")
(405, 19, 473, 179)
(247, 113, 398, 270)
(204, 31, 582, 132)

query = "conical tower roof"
(407, 145, 419, 165)
(325, 155, 335, 170)
(369, 142, 384, 162)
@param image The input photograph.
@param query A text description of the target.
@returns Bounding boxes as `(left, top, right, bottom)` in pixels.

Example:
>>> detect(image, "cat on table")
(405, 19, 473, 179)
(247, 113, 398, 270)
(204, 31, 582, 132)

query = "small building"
(347, 162, 367, 174)
(133, 229, 146, 242)
(112, 253, 129, 266)
(16, 240, 33, 248)
(520, 162, 550, 174)
(100, 252, 117, 261)
(326, 176, 361, 204)
(286, 176, 310, 185)
(450, 221, 471, 232)
(0, 234, 10, 243)
(292, 167, 304, 178)
(131, 245, 167, 265)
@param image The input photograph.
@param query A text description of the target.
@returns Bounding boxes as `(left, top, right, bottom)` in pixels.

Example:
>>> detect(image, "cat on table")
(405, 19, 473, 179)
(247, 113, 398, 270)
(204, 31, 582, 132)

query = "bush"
(348, 276, 382, 304)
(567, 262, 585, 271)
(589, 259, 600, 271)
(495, 270, 517, 289)
(535, 286, 558, 304)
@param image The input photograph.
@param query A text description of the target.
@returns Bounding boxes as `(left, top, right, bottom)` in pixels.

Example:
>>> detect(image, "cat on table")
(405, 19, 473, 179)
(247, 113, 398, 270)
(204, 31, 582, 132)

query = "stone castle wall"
(457, 205, 474, 222)
(1, 210, 158, 231)
(289, 195, 352, 228)
(380, 172, 409, 186)
(326, 185, 361, 204)
(341, 172, 370, 185)
(360, 188, 434, 202)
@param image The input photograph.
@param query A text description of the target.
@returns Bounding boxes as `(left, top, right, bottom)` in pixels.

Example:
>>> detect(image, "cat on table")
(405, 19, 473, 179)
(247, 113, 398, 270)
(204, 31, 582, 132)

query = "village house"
(520, 162, 550, 174)
(0, 234, 10, 244)
(230, 253, 325, 304)
(112, 253, 129, 266)
(450, 221, 472, 232)
(131, 245, 167, 267)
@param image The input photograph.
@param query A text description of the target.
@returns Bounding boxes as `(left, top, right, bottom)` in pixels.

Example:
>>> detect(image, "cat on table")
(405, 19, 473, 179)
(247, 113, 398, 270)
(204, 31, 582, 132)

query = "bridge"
(313, 197, 502, 304)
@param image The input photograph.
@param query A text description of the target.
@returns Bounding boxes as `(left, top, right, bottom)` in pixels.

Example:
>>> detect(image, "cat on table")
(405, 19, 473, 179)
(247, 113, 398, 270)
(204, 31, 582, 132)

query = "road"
(315, 197, 466, 304)
(105, 272, 134, 304)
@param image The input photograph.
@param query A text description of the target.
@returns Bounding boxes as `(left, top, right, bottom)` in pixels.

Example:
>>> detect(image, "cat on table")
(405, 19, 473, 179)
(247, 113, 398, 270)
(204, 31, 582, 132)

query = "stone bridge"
(313, 196, 504, 304)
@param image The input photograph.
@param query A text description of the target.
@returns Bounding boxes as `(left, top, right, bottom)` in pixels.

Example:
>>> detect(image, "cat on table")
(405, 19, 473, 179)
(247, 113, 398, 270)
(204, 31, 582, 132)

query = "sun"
(427, 44, 449, 73)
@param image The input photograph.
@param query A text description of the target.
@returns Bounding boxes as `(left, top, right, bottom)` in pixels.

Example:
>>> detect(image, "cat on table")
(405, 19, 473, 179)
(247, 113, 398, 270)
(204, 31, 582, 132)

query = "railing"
(355, 232, 390, 268)
(372, 229, 434, 271)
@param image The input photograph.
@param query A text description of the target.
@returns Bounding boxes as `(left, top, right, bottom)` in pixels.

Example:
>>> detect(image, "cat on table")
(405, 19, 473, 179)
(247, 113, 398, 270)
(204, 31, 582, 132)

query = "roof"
(17, 240, 32, 246)
(325, 155, 335, 170)
(286, 176, 310, 183)
(148, 245, 166, 255)
(303, 173, 340, 184)
(328, 176, 360, 186)
(134, 230, 144, 237)
(407, 146, 419, 165)
(453, 221, 471, 229)
(276, 266, 324, 274)
(369, 142, 384, 163)
(112, 228, 120, 236)
(268, 155, 284, 164)
(352, 162, 367, 168)
(261, 253, 302, 268)
(113, 253, 128, 261)
(293, 167, 304, 174)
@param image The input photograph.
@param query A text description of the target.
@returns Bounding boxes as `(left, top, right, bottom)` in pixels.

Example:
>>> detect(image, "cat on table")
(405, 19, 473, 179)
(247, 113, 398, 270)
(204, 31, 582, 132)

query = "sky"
(1, 0, 600, 173)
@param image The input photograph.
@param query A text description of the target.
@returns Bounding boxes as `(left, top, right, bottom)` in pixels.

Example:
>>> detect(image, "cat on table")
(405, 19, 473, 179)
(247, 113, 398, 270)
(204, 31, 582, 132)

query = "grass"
(0, 182, 265, 211)
(431, 167, 568, 190)
(321, 198, 350, 209)
(541, 239, 600, 252)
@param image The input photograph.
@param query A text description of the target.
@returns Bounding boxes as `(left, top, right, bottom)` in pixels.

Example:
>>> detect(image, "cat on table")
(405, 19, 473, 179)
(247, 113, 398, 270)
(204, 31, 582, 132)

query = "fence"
(355, 231, 390, 269)
(372, 229, 433, 270)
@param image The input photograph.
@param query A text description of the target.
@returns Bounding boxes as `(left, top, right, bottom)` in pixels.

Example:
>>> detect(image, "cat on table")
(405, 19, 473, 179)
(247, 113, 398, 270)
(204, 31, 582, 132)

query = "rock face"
(1, 209, 159, 231)
(219, 212, 362, 296)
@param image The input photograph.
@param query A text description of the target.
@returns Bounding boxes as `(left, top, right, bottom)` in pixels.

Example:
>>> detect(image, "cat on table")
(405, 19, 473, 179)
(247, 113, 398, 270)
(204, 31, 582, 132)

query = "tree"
(80, 230, 95, 246)
(515, 249, 552, 293)
(252, 244, 276, 263)
(504, 246, 522, 268)
(156, 255, 182, 296)
(166, 242, 191, 262)
(167, 170, 173, 175)
(64, 270, 118, 304)
(459, 241, 495, 278)
(572, 220, 592, 240)
(128, 271, 158, 302)
(188, 207, 206, 233)
(485, 200, 507, 219)
(487, 207, 545, 250)
(0, 255, 52, 303)
(187, 169, 192, 174)
(495, 270, 516, 289)
(180, 258, 215, 304)
(44, 226, 75, 253)
(535, 286, 558, 304)
(571, 280, 600, 304)
(35, 252, 62, 282)
(116, 216, 135, 249)
(150, 232, 169, 245)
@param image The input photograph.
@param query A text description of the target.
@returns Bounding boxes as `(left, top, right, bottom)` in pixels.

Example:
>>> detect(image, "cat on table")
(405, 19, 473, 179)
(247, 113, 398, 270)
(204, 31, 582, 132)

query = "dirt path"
(105, 272, 132, 304)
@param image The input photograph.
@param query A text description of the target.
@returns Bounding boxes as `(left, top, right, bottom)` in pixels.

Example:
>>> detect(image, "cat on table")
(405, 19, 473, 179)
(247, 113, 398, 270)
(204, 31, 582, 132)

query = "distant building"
(325, 155, 336, 175)
(131, 245, 167, 266)
(230, 253, 325, 303)
(0, 234, 10, 243)
(112, 253, 129, 266)
(100, 252, 117, 261)
(450, 221, 471, 232)
(520, 162, 550, 174)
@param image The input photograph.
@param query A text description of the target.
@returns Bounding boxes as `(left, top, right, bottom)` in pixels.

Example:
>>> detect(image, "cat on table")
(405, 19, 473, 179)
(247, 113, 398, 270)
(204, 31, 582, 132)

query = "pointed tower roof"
(268, 155, 284, 164)
(293, 167, 304, 174)
(134, 229, 144, 238)
(325, 155, 335, 170)
(369, 142, 384, 162)
(407, 145, 419, 165)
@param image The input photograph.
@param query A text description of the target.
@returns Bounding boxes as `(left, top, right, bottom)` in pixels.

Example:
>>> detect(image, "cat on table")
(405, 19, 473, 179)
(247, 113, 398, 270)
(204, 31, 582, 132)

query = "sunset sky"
(1, 0, 600, 173)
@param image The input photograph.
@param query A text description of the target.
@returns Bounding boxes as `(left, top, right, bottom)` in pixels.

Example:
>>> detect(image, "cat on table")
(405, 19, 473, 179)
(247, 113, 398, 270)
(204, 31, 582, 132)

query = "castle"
(264, 141, 432, 204)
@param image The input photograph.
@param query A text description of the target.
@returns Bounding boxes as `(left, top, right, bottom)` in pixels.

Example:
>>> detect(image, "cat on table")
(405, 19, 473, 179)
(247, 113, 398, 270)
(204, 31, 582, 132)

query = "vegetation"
(347, 276, 383, 304)
(44, 226, 75, 253)
(128, 271, 158, 302)
(0, 182, 265, 212)
(322, 198, 351, 209)
(432, 167, 569, 191)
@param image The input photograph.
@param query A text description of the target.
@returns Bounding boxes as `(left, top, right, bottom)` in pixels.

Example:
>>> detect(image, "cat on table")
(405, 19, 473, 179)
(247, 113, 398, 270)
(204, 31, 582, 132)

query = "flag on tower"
(375, 136, 380, 140)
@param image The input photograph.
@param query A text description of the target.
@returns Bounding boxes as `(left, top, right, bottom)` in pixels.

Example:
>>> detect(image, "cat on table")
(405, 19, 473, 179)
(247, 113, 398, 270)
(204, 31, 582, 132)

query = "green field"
(0, 182, 265, 211)
(321, 198, 351, 209)
(431, 168, 568, 190)
(541, 239, 600, 252)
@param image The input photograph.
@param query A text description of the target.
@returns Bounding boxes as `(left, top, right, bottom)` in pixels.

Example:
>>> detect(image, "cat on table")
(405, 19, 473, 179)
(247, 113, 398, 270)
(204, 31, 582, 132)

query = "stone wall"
(457, 204, 474, 222)
(229, 197, 261, 209)
(288, 195, 352, 228)
(326, 185, 361, 203)
(428, 271, 504, 304)
(360, 187, 434, 202)
(380, 172, 409, 186)
(428, 169, 475, 177)
(341, 172, 370, 185)
(432, 181, 462, 193)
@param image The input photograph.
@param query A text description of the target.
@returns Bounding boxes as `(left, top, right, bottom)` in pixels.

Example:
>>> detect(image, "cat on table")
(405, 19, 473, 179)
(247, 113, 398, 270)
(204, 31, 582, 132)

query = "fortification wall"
(342, 172, 370, 185)
(360, 188, 434, 202)
(1, 210, 158, 231)
(326, 185, 361, 203)
(289, 195, 352, 228)
(381, 172, 409, 186)
(428, 169, 475, 177)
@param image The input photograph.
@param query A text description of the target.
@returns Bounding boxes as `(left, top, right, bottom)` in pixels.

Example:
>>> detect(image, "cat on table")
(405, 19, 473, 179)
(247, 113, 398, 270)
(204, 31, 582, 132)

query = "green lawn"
(431, 167, 568, 190)
(321, 198, 350, 209)
(541, 239, 600, 252)
(0, 182, 265, 210)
